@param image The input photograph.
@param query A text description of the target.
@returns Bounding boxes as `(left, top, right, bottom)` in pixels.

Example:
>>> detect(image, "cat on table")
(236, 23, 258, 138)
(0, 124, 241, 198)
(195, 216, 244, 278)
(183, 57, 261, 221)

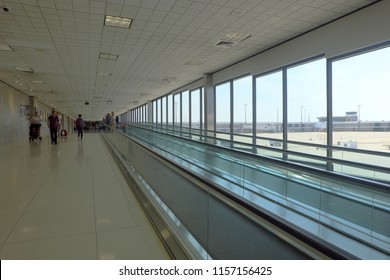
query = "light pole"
(300, 105, 303, 131)
(244, 104, 247, 124)
(357, 104, 361, 131)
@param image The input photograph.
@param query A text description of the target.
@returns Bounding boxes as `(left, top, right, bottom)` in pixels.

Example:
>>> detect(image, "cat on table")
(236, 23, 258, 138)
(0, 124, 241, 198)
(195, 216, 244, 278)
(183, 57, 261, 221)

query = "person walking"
(111, 111, 116, 131)
(48, 110, 59, 144)
(75, 114, 84, 140)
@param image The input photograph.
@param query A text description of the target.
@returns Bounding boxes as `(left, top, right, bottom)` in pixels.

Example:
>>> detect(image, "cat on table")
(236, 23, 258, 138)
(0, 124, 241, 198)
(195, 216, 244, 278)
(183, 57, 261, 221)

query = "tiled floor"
(0, 132, 171, 260)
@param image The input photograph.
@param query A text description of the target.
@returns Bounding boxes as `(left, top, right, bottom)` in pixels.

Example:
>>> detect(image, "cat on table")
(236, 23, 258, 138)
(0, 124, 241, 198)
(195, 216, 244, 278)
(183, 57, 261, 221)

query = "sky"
(213, 45, 390, 123)
(333, 46, 390, 122)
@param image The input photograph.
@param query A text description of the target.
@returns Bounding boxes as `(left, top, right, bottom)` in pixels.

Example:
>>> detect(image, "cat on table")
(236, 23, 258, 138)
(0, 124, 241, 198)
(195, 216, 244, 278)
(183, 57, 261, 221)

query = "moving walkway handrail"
(138, 123, 390, 176)
(142, 122, 390, 157)
(127, 123, 390, 194)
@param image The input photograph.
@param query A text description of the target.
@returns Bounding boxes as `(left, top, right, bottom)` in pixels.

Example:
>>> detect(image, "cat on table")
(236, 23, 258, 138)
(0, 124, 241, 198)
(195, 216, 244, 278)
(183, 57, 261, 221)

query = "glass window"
(174, 93, 181, 126)
(162, 96, 166, 125)
(191, 88, 201, 129)
(233, 76, 252, 135)
(216, 82, 231, 133)
(153, 100, 157, 123)
(287, 59, 327, 146)
(156, 99, 161, 124)
(333, 46, 390, 152)
(256, 71, 283, 142)
(182, 90, 189, 127)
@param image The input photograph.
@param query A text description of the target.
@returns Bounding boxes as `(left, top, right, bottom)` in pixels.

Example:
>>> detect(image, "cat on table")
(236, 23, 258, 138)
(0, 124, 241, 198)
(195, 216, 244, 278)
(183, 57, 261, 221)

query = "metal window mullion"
(189, 90, 192, 129)
(282, 68, 288, 160)
(230, 80, 233, 142)
(252, 76, 257, 150)
(326, 59, 333, 171)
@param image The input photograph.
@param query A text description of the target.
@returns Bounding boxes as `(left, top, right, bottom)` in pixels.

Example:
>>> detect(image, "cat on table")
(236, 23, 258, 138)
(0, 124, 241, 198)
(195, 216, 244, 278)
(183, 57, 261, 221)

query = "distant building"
(317, 111, 358, 122)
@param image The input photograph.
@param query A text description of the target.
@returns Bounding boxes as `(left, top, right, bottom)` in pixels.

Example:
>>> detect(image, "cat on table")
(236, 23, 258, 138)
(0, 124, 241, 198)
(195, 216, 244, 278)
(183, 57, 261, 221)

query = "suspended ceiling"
(0, 0, 379, 120)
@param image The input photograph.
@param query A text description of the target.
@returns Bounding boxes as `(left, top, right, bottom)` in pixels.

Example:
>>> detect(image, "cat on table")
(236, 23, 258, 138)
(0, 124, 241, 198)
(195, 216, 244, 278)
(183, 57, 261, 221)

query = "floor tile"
(26, 190, 94, 213)
(97, 227, 171, 260)
(95, 203, 148, 232)
(0, 133, 170, 259)
(0, 214, 21, 245)
(6, 208, 96, 243)
(0, 233, 97, 260)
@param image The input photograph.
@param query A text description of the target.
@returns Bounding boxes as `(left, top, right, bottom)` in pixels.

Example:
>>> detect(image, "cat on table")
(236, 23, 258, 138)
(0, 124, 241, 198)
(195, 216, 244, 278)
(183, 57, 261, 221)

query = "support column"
(203, 73, 215, 132)
(29, 96, 35, 123)
(147, 101, 153, 123)
(326, 59, 333, 171)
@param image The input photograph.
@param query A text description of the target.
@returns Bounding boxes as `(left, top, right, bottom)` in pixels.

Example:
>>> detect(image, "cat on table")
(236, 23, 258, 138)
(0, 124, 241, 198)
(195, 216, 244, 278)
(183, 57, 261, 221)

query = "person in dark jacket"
(75, 114, 84, 140)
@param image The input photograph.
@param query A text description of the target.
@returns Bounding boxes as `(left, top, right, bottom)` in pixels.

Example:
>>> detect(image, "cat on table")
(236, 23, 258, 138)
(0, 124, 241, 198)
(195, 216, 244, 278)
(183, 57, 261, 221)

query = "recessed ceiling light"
(104, 15, 132, 28)
(99, 53, 118, 60)
(0, 44, 13, 51)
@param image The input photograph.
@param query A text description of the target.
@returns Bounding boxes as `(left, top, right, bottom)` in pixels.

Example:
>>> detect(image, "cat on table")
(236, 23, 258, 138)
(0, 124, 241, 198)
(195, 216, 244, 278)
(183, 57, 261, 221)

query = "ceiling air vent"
(215, 33, 251, 49)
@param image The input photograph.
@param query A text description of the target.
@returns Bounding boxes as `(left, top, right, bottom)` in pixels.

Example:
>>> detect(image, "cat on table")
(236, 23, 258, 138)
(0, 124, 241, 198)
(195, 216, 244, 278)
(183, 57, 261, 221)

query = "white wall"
(0, 80, 53, 144)
(212, 0, 390, 83)
(0, 81, 31, 144)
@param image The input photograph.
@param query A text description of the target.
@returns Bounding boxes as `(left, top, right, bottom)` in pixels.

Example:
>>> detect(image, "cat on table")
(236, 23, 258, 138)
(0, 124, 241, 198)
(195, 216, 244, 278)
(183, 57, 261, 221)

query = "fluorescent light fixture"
(0, 44, 13, 51)
(215, 40, 237, 48)
(99, 53, 118, 60)
(15, 66, 34, 73)
(104, 15, 132, 28)
(31, 80, 44, 84)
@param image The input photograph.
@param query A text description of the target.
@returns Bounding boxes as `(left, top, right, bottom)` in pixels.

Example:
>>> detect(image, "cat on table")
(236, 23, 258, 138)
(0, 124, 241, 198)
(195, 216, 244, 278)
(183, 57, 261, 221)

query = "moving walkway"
(101, 124, 390, 259)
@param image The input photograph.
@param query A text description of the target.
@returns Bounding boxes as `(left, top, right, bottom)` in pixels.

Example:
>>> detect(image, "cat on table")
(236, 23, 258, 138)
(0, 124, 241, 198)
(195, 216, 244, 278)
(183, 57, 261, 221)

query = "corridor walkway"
(0, 132, 170, 260)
